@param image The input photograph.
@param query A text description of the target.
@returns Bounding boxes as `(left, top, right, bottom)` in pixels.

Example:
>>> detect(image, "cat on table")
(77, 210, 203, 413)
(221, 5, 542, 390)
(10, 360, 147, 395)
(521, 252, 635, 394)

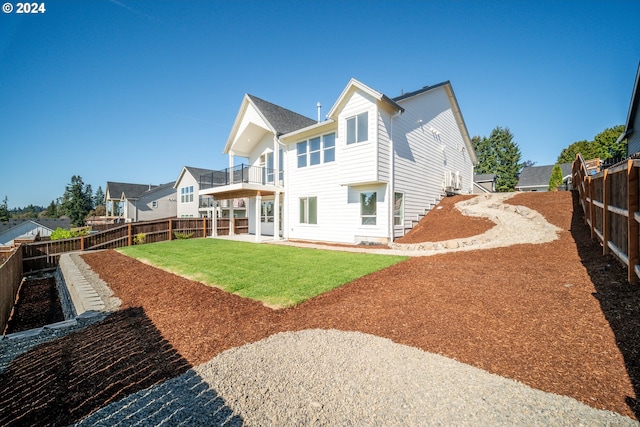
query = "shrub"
(173, 232, 194, 240)
(133, 233, 146, 245)
(50, 227, 90, 240)
(548, 164, 564, 191)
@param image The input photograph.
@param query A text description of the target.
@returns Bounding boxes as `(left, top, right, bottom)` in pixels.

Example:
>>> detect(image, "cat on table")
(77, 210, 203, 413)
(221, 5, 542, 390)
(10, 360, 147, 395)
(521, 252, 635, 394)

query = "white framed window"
(323, 133, 335, 163)
(394, 192, 404, 226)
(296, 132, 336, 168)
(347, 112, 368, 145)
(180, 186, 194, 203)
(360, 191, 376, 225)
(309, 137, 321, 166)
(299, 196, 317, 224)
(297, 141, 307, 168)
(261, 201, 274, 223)
(152, 201, 158, 208)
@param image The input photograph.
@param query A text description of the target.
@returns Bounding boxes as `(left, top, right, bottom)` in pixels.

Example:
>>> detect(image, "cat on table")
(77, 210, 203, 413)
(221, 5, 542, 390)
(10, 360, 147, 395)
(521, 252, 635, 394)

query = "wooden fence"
(573, 153, 640, 283)
(0, 248, 23, 334)
(21, 217, 249, 274)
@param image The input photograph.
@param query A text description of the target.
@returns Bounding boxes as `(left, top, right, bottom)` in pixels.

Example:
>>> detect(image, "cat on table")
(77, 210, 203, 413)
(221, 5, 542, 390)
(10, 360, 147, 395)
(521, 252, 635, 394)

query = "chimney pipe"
(317, 102, 321, 123)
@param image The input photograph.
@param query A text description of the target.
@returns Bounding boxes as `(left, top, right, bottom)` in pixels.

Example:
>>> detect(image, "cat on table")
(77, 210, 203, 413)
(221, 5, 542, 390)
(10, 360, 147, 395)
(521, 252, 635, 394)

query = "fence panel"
(0, 248, 23, 333)
(573, 155, 640, 283)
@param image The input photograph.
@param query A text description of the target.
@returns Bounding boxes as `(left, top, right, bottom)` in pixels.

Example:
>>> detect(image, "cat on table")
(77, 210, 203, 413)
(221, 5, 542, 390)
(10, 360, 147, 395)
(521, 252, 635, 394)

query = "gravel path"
(271, 193, 562, 256)
(77, 329, 638, 426)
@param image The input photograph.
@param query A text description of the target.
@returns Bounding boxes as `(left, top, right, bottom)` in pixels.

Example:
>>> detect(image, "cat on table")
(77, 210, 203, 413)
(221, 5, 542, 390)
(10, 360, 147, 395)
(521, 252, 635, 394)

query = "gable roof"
(126, 182, 176, 200)
(393, 81, 477, 165)
(620, 61, 640, 147)
(174, 166, 218, 189)
(326, 78, 404, 120)
(0, 218, 71, 235)
(223, 94, 316, 155)
(516, 163, 573, 189)
(105, 182, 157, 200)
(474, 174, 496, 183)
(247, 95, 317, 136)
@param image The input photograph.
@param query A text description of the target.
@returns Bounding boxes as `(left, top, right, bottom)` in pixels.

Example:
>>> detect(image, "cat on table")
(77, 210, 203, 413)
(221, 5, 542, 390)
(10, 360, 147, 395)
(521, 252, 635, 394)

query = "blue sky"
(1, 0, 639, 208)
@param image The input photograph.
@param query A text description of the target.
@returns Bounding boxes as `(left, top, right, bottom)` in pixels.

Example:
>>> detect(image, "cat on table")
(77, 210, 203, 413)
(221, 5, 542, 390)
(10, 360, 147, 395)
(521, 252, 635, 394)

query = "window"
(394, 192, 404, 226)
(360, 191, 376, 225)
(297, 141, 307, 168)
(347, 112, 368, 144)
(297, 132, 336, 167)
(299, 196, 317, 224)
(180, 186, 194, 203)
(309, 137, 321, 166)
(323, 133, 335, 163)
(261, 201, 274, 223)
(152, 201, 158, 208)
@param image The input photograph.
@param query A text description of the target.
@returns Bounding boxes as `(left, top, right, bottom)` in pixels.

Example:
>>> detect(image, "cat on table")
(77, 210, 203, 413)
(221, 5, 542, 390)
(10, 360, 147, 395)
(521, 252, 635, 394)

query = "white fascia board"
(444, 84, 478, 165)
(326, 78, 402, 120)
(280, 119, 336, 143)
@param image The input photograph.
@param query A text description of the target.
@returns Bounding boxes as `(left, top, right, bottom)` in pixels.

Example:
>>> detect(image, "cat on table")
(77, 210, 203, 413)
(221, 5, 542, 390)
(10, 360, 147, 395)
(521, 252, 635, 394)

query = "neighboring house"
(200, 78, 477, 244)
(174, 166, 247, 218)
(473, 174, 496, 193)
(622, 62, 640, 156)
(105, 181, 177, 222)
(0, 218, 71, 246)
(515, 163, 573, 192)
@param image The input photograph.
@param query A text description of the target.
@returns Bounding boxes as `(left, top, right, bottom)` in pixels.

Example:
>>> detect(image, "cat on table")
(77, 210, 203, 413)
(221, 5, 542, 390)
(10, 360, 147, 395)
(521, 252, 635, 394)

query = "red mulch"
(1, 191, 639, 425)
(396, 194, 495, 243)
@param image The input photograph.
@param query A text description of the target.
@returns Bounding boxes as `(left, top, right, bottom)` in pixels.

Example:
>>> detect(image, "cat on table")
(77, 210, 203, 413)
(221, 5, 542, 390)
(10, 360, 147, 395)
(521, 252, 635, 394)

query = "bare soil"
(1, 191, 639, 426)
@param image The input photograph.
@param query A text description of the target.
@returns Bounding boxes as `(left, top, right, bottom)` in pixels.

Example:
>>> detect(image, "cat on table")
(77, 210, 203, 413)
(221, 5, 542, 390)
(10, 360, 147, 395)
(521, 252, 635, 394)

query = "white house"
(0, 218, 71, 246)
(174, 166, 247, 218)
(200, 78, 477, 244)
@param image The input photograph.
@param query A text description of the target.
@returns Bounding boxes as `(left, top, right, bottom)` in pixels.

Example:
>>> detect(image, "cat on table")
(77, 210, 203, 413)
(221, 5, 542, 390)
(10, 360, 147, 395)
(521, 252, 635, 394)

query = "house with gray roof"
(0, 218, 71, 246)
(105, 181, 177, 222)
(174, 166, 246, 219)
(515, 163, 573, 192)
(200, 78, 477, 244)
(473, 174, 496, 193)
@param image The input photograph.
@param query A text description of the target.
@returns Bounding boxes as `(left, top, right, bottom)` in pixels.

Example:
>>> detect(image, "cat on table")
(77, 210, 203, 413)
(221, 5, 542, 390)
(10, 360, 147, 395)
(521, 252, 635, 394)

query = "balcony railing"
(199, 164, 282, 189)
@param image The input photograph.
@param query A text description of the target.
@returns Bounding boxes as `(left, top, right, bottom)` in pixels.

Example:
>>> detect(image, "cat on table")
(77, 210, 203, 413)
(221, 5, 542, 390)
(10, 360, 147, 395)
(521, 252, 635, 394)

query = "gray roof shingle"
(247, 95, 316, 136)
(516, 163, 572, 188)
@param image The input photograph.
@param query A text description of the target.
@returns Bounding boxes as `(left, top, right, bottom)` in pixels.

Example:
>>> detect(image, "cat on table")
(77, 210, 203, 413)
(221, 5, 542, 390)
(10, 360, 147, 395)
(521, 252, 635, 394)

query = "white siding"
(176, 172, 200, 218)
(337, 91, 380, 185)
(393, 86, 475, 233)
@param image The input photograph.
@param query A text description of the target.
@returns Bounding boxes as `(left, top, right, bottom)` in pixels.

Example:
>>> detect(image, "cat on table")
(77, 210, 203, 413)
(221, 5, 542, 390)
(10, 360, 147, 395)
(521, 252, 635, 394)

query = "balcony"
(199, 164, 282, 189)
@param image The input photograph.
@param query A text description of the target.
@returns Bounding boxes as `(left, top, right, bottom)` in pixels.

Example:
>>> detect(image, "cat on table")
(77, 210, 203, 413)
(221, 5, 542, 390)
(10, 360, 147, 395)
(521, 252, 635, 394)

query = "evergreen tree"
(472, 135, 498, 174)
(0, 196, 8, 222)
(93, 186, 105, 209)
(60, 175, 94, 226)
(548, 164, 563, 191)
(492, 127, 522, 192)
(43, 200, 59, 218)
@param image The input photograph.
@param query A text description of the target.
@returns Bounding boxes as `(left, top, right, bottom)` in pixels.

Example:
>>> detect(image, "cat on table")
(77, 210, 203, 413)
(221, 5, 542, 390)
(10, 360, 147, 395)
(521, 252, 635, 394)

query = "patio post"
(255, 191, 262, 242)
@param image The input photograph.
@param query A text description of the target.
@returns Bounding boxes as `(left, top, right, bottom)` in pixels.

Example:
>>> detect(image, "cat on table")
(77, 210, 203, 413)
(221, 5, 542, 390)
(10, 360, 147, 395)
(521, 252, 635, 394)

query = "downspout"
(389, 109, 402, 243)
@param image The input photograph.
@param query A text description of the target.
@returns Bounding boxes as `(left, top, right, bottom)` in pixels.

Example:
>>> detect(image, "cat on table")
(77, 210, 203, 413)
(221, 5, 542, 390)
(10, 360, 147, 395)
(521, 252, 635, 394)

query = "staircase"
(403, 193, 447, 236)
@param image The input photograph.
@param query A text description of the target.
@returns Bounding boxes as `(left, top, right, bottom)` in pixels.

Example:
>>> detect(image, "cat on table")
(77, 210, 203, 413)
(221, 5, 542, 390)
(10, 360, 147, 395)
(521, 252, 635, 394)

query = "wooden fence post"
(127, 224, 132, 246)
(602, 169, 610, 255)
(628, 160, 639, 284)
(203, 217, 207, 238)
(169, 219, 173, 241)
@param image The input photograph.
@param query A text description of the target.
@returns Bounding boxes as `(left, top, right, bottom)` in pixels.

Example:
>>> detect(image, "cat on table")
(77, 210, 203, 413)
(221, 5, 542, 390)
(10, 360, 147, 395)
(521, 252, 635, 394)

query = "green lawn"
(118, 239, 407, 308)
